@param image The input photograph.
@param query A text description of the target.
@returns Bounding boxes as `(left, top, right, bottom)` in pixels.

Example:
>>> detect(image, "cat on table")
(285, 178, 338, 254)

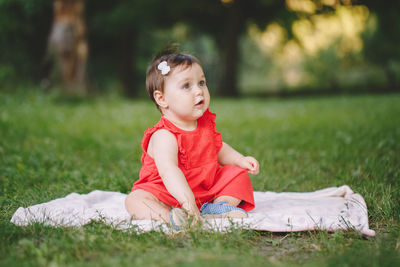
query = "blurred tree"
(6, 0, 395, 96)
(86, 0, 178, 97)
(180, 0, 292, 96)
(48, 0, 88, 95)
(0, 0, 52, 86)
(360, 0, 400, 90)
(84, 0, 293, 97)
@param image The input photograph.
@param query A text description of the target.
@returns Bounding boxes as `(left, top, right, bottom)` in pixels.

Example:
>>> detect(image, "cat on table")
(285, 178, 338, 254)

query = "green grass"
(1, 90, 399, 266)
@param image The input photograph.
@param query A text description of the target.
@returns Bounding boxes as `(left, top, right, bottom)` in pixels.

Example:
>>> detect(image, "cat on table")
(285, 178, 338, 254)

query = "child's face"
(161, 63, 210, 122)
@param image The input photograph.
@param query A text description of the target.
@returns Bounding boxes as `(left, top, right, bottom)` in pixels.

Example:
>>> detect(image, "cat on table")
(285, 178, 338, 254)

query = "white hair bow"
(157, 61, 170, 75)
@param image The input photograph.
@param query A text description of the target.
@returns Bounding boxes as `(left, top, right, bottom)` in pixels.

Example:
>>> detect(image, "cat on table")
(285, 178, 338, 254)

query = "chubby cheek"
(204, 91, 211, 106)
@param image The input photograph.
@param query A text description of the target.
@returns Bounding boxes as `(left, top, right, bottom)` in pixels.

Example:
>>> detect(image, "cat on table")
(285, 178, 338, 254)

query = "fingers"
(243, 156, 259, 175)
(188, 210, 201, 227)
(190, 212, 201, 226)
(181, 202, 201, 226)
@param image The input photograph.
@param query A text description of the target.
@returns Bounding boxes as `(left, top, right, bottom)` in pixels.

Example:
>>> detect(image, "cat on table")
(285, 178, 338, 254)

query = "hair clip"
(157, 61, 170, 75)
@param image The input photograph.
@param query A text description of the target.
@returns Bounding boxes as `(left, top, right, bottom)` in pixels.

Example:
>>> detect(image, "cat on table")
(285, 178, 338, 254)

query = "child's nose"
(194, 85, 203, 95)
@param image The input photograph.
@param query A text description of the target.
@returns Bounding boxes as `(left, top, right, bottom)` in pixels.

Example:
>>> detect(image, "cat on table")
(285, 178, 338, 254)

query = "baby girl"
(125, 48, 259, 229)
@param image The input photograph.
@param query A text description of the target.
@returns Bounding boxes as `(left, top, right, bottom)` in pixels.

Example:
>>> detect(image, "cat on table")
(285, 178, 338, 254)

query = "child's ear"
(153, 90, 168, 109)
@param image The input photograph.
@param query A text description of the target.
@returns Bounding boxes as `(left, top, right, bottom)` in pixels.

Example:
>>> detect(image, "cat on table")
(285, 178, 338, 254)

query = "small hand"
(238, 156, 259, 175)
(181, 201, 201, 226)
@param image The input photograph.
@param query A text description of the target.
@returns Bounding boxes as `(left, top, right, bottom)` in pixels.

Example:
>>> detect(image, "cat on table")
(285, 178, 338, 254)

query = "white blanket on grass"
(10, 185, 375, 236)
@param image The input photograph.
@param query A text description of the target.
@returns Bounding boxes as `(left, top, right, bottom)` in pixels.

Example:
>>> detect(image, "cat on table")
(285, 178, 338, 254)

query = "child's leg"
(125, 189, 170, 222)
(213, 195, 241, 207)
(201, 195, 247, 218)
(201, 165, 255, 211)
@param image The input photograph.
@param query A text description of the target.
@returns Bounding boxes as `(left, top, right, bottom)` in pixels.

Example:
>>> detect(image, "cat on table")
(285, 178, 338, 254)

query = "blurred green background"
(1, 0, 399, 97)
(1, 2, 400, 265)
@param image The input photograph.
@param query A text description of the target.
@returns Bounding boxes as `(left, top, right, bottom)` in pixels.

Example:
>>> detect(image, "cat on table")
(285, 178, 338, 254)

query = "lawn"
(1, 90, 399, 266)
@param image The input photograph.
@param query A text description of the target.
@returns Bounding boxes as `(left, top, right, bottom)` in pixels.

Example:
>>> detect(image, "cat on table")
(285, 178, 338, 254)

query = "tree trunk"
(117, 30, 138, 98)
(48, 0, 88, 95)
(216, 0, 244, 97)
(385, 65, 399, 91)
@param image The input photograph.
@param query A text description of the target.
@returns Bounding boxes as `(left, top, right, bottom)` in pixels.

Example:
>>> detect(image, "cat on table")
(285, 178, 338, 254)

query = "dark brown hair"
(146, 46, 200, 110)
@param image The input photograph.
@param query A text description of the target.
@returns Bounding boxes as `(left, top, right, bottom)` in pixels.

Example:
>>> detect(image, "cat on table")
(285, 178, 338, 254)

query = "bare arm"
(218, 142, 259, 175)
(148, 129, 200, 220)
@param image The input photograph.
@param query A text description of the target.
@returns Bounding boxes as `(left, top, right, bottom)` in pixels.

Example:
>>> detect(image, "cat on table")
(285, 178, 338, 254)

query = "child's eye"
(199, 80, 205, 87)
(183, 83, 190, 89)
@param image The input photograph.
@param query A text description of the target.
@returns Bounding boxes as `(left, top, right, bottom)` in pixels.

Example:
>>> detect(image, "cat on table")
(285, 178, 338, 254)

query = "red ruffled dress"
(131, 109, 255, 211)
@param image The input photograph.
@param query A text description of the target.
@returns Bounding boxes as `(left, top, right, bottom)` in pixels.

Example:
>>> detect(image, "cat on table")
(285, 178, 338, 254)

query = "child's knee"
(125, 189, 170, 220)
(125, 190, 148, 216)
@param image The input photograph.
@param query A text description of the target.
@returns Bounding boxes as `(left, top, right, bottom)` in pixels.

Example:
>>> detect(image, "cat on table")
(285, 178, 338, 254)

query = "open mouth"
(195, 99, 204, 107)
